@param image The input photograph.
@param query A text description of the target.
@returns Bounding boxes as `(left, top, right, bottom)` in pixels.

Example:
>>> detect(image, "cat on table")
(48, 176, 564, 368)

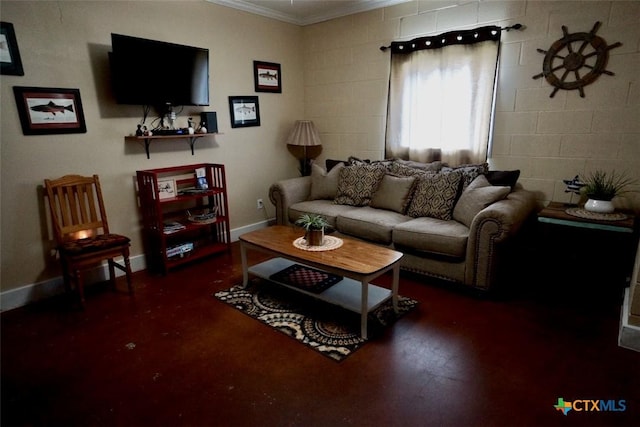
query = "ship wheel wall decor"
(532, 21, 621, 98)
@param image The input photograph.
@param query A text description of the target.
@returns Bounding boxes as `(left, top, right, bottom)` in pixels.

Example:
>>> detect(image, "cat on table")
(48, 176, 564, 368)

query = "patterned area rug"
(214, 279, 418, 361)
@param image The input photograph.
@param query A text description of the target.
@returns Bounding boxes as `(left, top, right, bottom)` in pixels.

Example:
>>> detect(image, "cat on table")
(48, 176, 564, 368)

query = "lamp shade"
(285, 120, 321, 147)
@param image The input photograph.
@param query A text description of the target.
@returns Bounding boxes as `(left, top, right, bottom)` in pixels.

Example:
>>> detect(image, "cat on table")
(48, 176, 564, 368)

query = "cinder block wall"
(302, 0, 640, 211)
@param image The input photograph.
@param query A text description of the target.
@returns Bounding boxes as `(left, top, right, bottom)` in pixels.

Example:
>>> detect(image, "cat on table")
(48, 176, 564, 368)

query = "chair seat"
(60, 233, 130, 255)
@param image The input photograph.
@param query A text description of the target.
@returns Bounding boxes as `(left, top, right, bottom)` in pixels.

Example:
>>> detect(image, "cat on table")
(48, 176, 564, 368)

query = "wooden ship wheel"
(532, 21, 621, 98)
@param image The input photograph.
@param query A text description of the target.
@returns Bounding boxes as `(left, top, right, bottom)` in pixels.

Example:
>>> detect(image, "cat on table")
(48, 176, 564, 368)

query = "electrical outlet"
(257, 198, 264, 210)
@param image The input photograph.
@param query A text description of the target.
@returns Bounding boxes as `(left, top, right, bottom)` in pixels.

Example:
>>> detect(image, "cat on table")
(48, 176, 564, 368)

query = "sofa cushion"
(393, 217, 469, 258)
(453, 175, 511, 228)
(406, 170, 463, 220)
(289, 200, 359, 229)
(309, 162, 344, 200)
(370, 174, 417, 214)
(336, 207, 411, 244)
(334, 163, 386, 207)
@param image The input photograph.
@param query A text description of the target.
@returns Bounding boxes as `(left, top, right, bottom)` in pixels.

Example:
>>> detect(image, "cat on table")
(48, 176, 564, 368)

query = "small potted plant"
(295, 213, 329, 246)
(582, 170, 636, 213)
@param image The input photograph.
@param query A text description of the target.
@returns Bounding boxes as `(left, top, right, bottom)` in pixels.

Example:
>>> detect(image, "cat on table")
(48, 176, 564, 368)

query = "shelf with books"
(136, 163, 230, 274)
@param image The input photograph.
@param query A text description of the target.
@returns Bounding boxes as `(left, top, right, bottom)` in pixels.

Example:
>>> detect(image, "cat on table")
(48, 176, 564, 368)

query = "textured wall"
(0, 0, 304, 293)
(302, 0, 640, 210)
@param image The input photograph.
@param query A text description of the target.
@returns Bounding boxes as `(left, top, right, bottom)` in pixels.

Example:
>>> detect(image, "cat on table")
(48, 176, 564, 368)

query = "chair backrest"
(44, 174, 110, 244)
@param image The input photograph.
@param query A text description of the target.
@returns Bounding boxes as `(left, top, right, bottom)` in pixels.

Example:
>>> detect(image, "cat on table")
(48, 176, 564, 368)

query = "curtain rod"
(379, 23, 524, 51)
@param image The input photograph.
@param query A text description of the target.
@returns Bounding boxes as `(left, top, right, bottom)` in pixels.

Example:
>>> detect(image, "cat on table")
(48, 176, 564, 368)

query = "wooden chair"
(44, 174, 133, 306)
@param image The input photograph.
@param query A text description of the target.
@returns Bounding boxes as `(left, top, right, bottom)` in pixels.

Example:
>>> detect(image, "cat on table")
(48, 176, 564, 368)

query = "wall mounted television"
(110, 33, 209, 108)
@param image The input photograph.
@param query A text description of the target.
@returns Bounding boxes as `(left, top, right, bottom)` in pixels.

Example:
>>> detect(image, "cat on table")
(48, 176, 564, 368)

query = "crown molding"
(206, 0, 411, 26)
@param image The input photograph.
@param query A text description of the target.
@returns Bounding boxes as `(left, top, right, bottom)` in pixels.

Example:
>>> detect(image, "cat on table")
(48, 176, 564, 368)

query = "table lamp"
(285, 120, 322, 176)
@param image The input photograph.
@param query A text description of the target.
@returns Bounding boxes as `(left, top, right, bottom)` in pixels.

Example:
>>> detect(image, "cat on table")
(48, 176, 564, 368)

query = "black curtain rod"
(379, 23, 524, 51)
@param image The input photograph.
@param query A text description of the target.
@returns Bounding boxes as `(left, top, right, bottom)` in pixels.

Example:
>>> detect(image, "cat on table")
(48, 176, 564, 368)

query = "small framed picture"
(253, 61, 281, 93)
(229, 96, 260, 128)
(0, 22, 24, 76)
(13, 86, 87, 135)
(157, 179, 176, 200)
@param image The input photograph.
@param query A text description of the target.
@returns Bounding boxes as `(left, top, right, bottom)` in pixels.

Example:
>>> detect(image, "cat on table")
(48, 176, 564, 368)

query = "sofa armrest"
(465, 188, 536, 289)
(269, 176, 312, 225)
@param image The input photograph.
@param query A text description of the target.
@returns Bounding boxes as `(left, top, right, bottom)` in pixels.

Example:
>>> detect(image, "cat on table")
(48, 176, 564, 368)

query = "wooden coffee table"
(239, 226, 403, 339)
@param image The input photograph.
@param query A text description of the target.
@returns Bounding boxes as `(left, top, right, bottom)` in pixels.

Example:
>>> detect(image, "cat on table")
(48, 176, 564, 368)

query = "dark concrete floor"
(2, 242, 639, 426)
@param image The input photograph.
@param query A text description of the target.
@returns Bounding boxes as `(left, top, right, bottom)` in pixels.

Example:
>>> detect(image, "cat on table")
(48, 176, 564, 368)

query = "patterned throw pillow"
(393, 159, 444, 172)
(309, 162, 344, 200)
(441, 163, 489, 189)
(406, 170, 463, 220)
(334, 163, 386, 206)
(389, 162, 432, 177)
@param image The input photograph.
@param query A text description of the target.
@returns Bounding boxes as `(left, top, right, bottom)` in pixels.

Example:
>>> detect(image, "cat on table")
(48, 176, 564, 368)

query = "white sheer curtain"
(385, 27, 501, 165)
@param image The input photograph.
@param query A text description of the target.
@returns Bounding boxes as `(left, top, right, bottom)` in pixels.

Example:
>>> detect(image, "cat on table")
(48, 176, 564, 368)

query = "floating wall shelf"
(125, 134, 218, 158)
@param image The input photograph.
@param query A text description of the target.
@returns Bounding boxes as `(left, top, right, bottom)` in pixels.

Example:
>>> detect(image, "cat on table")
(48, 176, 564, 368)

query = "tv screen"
(110, 33, 209, 107)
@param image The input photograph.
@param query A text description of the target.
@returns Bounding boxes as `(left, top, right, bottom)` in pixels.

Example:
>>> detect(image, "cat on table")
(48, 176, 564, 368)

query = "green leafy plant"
(295, 213, 329, 231)
(582, 170, 636, 201)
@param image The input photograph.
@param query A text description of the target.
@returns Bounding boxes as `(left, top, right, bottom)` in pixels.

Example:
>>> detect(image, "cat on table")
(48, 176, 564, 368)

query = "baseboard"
(619, 288, 640, 352)
(0, 254, 147, 313)
(0, 220, 273, 312)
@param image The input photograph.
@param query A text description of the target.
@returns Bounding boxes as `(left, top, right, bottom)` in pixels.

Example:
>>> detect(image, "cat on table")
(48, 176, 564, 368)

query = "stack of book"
(163, 221, 186, 234)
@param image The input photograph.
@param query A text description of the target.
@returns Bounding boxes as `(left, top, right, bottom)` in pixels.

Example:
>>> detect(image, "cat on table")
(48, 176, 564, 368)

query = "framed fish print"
(228, 96, 260, 128)
(13, 86, 87, 135)
(0, 22, 24, 76)
(253, 61, 281, 93)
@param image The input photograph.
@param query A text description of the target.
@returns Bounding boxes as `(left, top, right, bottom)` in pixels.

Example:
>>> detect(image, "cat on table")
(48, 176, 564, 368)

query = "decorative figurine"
(198, 121, 207, 134)
(187, 117, 195, 135)
(135, 124, 143, 136)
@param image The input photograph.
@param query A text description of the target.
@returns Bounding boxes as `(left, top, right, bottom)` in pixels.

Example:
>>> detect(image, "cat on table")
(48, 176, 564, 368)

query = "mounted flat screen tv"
(110, 33, 209, 107)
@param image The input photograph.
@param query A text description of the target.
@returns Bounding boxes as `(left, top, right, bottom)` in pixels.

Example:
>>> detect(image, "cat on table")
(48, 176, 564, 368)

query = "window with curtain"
(385, 26, 502, 165)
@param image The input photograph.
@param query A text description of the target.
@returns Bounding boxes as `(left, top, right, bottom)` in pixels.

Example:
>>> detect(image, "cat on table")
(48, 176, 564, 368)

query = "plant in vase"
(581, 170, 636, 213)
(295, 213, 329, 246)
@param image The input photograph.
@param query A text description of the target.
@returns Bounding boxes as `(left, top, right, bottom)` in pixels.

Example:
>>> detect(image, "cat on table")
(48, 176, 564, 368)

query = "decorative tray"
(293, 236, 344, 251)
(565, 207, 627, 221)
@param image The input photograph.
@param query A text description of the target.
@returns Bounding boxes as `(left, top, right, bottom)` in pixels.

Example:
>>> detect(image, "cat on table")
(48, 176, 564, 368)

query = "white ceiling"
(207, 0, 411, 26)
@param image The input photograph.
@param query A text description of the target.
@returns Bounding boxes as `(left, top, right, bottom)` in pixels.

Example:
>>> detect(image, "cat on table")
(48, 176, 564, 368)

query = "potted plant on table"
(582, 170, 636, 213)
(295, 213, 329, 246)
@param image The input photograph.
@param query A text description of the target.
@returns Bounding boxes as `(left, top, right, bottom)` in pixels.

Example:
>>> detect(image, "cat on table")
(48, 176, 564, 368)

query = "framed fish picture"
(228, 96, 260, 128)
(253, 61, 281, 93)
(13, 86, 87, 135)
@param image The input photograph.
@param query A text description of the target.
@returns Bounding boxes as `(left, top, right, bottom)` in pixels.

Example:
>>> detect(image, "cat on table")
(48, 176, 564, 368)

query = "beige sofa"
(269, 159, 536, 292)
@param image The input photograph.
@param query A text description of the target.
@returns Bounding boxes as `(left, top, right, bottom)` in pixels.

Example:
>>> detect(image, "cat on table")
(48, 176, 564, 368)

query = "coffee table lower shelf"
(248, 258, 393, 315)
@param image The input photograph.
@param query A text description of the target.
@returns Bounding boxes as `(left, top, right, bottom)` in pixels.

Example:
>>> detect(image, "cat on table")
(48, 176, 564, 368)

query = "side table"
(538, 202, 635, 233)
(537, 202, 638, 288)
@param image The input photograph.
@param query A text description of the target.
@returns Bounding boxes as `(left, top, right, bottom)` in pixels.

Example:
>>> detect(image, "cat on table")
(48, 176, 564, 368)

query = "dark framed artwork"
(228, 96, 260, 128)
(253, 61, 281, 93)
(1, 22, 24, 76)
(13, 86, 87, 135)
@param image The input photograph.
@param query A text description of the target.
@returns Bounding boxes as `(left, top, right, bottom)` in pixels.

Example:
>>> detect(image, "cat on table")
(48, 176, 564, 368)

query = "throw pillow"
(393, 159, 443, 172)
(389, 162, 432, 177)
(325, 159, 346, 172)
(370, 174, 417, 214)
(334, 163, 386, 206)
(441, 162, 489, 189)
(453, 175, 511, 227)
(486, 170, 520, 190)
(309, 162, 344, 200)
(406, 170, 463, 220)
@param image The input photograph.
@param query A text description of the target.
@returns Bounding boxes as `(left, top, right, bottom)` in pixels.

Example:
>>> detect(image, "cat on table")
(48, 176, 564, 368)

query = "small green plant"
(582, 170, 636, 201)
(295, 213, 329, 231)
